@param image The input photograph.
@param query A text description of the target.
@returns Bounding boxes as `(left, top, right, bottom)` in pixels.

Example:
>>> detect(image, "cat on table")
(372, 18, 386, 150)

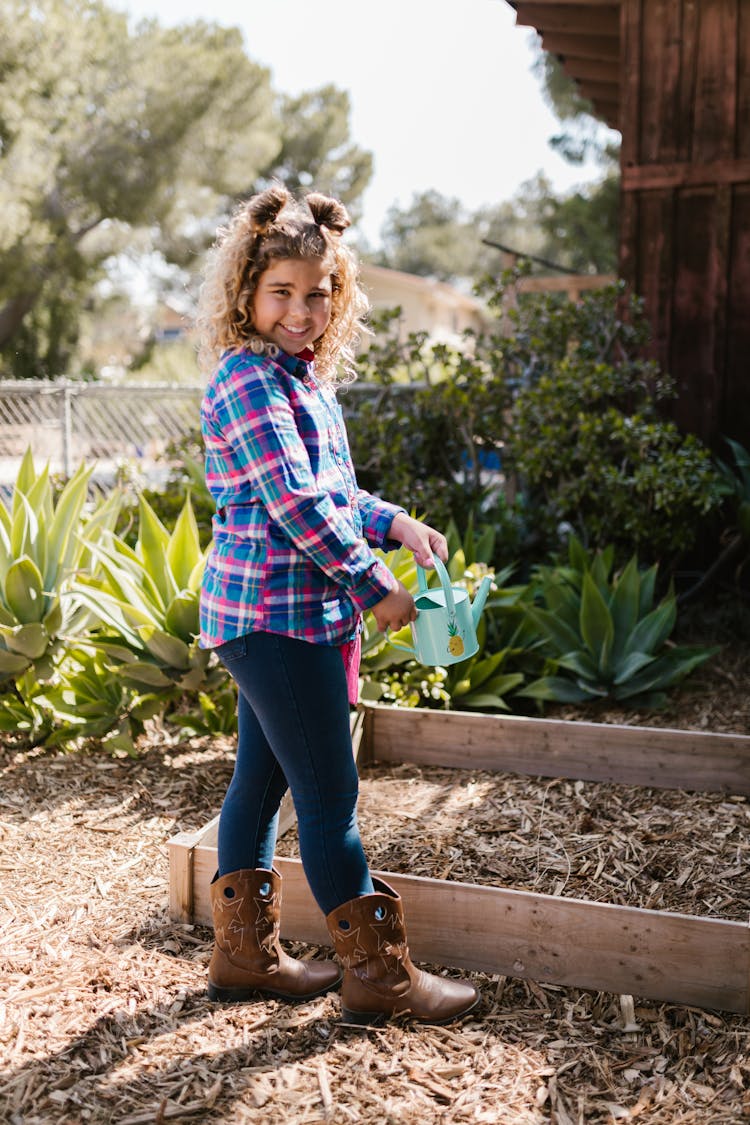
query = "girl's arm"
(355, 492, 447, 568)
(386, 512, 448, 569)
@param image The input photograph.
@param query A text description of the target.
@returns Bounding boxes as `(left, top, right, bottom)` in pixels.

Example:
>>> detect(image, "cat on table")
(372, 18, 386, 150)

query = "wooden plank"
(639, 0, 682, 163)
(622, 158, 750, 191)
(539, 31, 620, 61)
(560, 56, 622, 83)
(692, 0, 738, 164)
(188, 849, 750, 1014)
(635, 188, 674, 364)
(671, 187, 721, 438)
(366, 705, 750, 796)
(167, 829, 198, 923)
(618, 0, 642, 169)
(738, 1, 750, 160)
(574, 78, 619, 103)
(725, 186, 750, 444)
(514, 2, 620, 36)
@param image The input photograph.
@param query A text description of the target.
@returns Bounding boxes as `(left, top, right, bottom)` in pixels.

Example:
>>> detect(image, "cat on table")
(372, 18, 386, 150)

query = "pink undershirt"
(340, 633, 361, 706)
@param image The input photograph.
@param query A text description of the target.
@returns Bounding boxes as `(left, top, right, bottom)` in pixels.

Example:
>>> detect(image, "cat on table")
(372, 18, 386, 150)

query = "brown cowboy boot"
(208, 867, 342, 1002)
(326, 876, 479, 1025)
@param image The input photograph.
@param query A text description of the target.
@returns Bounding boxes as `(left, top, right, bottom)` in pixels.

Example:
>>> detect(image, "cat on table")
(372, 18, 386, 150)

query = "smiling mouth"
(280, 325, 309, 336)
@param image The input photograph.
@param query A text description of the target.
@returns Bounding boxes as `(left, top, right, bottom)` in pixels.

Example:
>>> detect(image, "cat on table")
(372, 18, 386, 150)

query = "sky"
(120, 0, 616, 246)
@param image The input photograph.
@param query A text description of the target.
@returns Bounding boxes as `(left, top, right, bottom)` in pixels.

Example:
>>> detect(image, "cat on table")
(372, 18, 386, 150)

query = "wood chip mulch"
(2, 625, 750, 1123)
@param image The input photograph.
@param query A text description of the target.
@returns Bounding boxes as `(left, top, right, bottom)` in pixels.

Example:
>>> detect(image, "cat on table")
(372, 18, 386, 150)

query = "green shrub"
(496, 280, 726, 564)
(349, 285, 726, 570)
(520, 536, 718, 707)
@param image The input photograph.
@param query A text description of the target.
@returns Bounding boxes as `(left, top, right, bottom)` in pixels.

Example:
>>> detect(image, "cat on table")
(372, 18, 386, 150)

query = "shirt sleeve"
(356, 489, 406, 549)
(207, 357, 396, 611)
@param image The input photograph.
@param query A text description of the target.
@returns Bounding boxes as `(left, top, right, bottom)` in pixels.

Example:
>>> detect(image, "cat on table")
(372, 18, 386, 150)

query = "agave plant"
(0, 448, 121, 683)
(39, 643, 164, 754)
(72, 492, 221, 700)
(520, 536, 718, 706)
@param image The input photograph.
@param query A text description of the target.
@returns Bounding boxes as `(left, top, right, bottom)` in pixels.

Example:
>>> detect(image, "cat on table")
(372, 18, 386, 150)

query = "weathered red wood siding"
(619, 0, 750, 449)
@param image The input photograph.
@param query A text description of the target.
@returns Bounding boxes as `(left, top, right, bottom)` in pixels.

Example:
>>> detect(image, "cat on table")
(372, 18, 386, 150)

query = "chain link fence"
(0, 381, 205, 488)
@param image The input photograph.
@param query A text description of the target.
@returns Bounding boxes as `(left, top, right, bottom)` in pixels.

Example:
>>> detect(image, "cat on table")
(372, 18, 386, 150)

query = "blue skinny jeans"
(214, 630, 374, 915)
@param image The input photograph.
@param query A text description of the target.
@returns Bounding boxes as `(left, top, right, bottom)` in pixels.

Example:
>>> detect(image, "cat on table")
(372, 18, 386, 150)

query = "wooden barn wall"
(619, 0, 750, 450)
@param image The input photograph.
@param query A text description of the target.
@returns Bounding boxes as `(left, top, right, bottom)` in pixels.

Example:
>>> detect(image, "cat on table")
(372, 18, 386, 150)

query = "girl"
(196, 184, 478, 1026)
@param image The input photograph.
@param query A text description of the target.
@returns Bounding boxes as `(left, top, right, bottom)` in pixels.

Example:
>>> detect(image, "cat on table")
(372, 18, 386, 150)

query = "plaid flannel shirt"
(199, 347, 403, 649)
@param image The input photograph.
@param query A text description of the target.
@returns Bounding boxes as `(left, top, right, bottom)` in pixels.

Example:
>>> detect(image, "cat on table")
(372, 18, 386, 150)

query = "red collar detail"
(296, 347, 315, 362)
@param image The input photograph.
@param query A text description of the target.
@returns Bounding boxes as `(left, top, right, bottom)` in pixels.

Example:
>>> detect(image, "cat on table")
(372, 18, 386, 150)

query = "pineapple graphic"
(446, 616, 464, 657)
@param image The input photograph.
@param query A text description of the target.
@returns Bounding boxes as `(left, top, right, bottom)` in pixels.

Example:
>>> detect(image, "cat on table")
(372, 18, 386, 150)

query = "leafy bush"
(347, 311, 524, 565)
(349, 285, 726, 570)
(520, 536, 718, 707)
(491, 279, 726, 564)
(73, 493, 218, 702)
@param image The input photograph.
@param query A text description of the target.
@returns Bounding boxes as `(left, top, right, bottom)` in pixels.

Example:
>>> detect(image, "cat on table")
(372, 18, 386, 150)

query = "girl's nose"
(289, 295, 310, 321)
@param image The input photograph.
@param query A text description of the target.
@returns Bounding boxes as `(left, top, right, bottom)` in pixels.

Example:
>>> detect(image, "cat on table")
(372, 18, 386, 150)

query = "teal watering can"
(388, 557, 492, 666)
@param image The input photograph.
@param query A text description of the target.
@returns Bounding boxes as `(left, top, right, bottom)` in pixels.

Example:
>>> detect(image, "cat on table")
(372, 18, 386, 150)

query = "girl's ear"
(248, 184, 291, 233)
(306, 193, 350, 234)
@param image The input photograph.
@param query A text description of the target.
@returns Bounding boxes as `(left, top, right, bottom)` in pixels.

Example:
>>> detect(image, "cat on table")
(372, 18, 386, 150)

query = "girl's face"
(252, 257, 333, 356)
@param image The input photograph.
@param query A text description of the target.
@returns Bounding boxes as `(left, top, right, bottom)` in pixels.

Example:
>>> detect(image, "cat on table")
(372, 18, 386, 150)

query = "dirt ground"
(2, 604, 750, 1124)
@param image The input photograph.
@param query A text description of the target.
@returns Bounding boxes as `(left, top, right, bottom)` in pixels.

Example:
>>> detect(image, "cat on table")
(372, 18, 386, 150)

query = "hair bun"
(305, 193, 351, 234)
(248, 185, 291, 234)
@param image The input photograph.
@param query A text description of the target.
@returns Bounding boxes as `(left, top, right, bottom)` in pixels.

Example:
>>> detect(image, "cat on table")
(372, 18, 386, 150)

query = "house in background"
(360, 263, 492, 345)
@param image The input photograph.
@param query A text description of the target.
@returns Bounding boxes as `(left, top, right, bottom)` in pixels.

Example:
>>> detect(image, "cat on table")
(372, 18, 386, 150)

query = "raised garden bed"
(168, 704, 750, 1014)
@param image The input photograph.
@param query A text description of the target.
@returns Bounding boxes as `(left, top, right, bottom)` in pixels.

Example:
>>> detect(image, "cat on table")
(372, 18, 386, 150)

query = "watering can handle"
(385, 629, 416, 657)
(417, 556, 456, 616)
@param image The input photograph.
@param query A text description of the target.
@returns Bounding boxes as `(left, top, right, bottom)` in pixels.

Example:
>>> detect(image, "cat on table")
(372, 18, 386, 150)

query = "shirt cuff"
(347, 557, 397, 611)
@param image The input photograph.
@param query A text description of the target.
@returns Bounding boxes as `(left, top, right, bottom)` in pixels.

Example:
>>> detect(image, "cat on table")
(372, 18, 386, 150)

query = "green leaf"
(137, 625, 191, 670)
(579, 571, 614, 673)
(614, 645, 718, 699)
(1, 622, 49, 659)
(638, 564, 658, 616)
(460, 691, 510, 710)
(117, 661, 174, 687)
(42, 598, 63, 636)
(166, 494, 202, 589)
(624, 597, 676, 657)
(13, 447, 37, 506)
(164, 591, 199, 641)
(11, 492, 40, 564)
(590, 548, 614, 597)
(524, 605, 582, 656)
(137, 494, 173, 608)
(613, 650, 655, 684)
(567, 534, 589, 574)
(520, 676, 594, 703)
(557, 649, 599, 680)
(47, 461, 93, 586)
(4, 556, 45, 623)
(0, 649, 31, 674)
(609, 556, 640, 655)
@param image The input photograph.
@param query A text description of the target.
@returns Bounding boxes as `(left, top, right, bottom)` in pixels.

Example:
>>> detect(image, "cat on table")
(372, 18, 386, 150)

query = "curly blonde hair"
(196, 184, 369, 383)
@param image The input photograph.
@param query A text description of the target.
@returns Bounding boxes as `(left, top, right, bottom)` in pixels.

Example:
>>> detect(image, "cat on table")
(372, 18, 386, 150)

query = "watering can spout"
(471, 575, 493, 628)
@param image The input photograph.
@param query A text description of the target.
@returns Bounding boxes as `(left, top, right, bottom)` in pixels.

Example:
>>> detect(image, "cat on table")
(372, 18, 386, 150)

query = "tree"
(257, 86, 373, 219)
(0, 1, 374, 378)
(372, 42, 620, 282)
(375, 190, 483, 281)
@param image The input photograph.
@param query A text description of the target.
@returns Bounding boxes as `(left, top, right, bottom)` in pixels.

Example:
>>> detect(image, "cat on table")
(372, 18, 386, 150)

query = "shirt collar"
(276, 346, 315, 381)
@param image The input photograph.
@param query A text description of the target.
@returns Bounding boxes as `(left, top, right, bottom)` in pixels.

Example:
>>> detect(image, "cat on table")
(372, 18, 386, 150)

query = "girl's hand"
(371, 580, 417, 633)
(387, 513, 448, 569)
